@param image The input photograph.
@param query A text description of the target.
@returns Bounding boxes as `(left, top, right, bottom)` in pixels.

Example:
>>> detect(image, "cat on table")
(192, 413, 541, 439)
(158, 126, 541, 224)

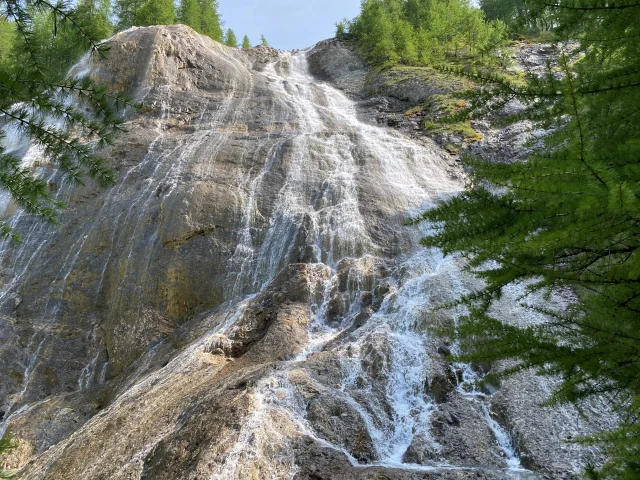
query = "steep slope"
(0, 26, 611, 479)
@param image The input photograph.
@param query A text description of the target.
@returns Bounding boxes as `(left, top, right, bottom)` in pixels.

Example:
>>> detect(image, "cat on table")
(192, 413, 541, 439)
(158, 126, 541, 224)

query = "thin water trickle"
(0, 332, 47, 438)
(0, 40, 553, 479)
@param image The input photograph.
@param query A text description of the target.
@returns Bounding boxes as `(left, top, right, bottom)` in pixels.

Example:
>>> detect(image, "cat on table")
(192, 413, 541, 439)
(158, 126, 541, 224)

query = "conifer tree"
(77, 0, 113, 41)
(404, 0, 432, 30)
(260, 34, 268, 46)
(200, 0, 223, 41)
(178, 0, 202, 32)
(224, 28, 237, 48)
(412, 0, 640, 476)
(134, 0, 176, 26)
(0, 0, 134, 240)
(350, 1, 398, 65)
(241, 34, 250, 49)
(335, 20, 348, 39)
(114, 0, 146, 30)
(480, 0, 518, 25)
(27, 0, 114, 73)
(0, 18, 16, 71)
(347, 0, 506, 66)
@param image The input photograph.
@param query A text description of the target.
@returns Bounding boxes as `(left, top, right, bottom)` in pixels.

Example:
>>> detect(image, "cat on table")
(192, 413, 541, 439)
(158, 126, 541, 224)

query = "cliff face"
(0, 26, 611, 479)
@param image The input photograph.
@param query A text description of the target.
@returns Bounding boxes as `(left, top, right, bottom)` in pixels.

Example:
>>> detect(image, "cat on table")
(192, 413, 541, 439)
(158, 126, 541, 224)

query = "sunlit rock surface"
(0, 25, 612, 479)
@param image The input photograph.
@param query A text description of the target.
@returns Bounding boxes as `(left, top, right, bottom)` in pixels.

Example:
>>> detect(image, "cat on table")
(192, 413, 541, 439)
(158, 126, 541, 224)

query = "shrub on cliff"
(0, 433, 15, 478)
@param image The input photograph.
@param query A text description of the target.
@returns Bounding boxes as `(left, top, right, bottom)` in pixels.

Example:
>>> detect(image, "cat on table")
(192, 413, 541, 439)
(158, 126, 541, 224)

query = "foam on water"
(0, 44, 548, 478)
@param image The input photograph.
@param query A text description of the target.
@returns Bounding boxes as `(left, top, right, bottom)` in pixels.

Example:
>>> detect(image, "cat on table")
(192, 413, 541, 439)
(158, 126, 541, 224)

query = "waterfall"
(185, 51, 532, 477)
(3, 28, 596, 479)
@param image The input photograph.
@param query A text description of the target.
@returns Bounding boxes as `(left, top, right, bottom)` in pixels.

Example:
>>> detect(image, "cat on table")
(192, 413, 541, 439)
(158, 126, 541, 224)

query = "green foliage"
(78, 0, 113, 39)
(176, 0, 223, 42)
(0, 18, 17, 72)
(9, 0, 113, 76)
(199, 0, 223, 42)
(335, 19, 347, 39)
(480, 0, 518, 24)
(134, 0, 176, 26)
(116, 0, 223, 41)
(404, 93, 482, 141)
(0, 0, 134, 240)
(224, 28, 237, 48)
(412, 0, 640, 476)
(423, 94, 482, 143)
(346, 0, 509, 67)
(114, 0, 145, 30)
(178, 0, 201, 32)
(260, 34, 268, 47)
(0, 433, 16, 478)
(480, 0, 555, 33)
(241, 34, 250, 49)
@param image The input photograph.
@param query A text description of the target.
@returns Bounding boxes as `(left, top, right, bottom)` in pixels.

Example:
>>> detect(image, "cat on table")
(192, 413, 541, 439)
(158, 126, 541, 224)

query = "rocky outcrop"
(491, 370, 617, 479)
(307, 39, 368, 95)
(0, 26, 612, 479)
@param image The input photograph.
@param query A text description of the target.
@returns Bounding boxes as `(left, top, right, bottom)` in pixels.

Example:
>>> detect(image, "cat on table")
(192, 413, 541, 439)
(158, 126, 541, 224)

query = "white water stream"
(0, 42, 550, 478)
(196, 51, 535, 477)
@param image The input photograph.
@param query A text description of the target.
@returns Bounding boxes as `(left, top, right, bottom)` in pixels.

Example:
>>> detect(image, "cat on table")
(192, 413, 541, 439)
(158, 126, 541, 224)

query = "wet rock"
(360, 291, 373, 306)
(426, 361, 457, 404)
(430, 398, 507, 468)
(437, 345, 452, 357)
(426, 373, 456, 404)
(1, 26, 608, 480)
(293, 438, 540, 479)
(352, 306, 374, 329)
(325, 257, 388, 322)
(490, 368, 616, 478)
(402, 434, 440, 465)
(307, 38, 368, 95)
(360, 335, 393, 383)
(306, 394, 377, 463)
(225, 263, 330, 359)
(290, 214, 321, 264)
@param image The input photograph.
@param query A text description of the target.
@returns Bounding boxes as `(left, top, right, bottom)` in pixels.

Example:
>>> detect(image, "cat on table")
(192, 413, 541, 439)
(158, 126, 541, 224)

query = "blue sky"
(218, 0, 362, 50)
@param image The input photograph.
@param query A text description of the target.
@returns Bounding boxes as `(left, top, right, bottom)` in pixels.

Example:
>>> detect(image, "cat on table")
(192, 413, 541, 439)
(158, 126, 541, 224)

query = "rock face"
(0, 26, 611, 479)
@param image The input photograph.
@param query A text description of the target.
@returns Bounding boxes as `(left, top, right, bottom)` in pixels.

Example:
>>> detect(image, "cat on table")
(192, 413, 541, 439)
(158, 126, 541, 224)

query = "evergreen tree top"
(0, 0, 136, 241)
(134, 0, 176, 26)
(224, 27, 237, 48)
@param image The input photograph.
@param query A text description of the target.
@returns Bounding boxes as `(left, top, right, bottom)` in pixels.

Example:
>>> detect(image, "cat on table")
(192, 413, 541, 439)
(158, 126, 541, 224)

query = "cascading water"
(3, 27, 598, 479)
(180, 50, 535, 477)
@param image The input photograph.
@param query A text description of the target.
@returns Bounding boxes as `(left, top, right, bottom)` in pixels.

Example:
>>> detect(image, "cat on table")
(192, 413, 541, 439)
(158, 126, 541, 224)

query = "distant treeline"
(337, 0, 560, 68)
(336, 0, 510, 67)
(0, 0, 268, 78)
